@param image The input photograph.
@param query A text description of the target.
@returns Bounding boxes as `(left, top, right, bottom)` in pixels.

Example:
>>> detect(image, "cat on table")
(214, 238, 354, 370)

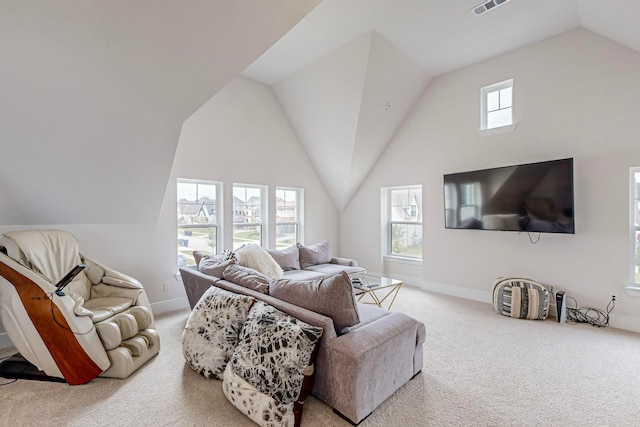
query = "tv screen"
(444, 158, 575, 234)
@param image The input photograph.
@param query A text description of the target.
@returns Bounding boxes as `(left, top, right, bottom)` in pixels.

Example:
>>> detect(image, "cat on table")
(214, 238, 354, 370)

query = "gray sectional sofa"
(179, 242, 426, 424)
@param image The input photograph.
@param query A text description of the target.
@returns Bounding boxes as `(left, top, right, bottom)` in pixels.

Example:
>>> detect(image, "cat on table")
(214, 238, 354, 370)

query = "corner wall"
(340, 28, 640, 332)
(0, 76, 338, 347)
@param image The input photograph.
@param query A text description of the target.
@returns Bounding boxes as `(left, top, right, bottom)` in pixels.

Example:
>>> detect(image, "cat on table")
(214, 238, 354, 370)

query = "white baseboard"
(608, 314, 640, 333)
(151, 296, 190, 315)
(376, 270, 492, 304)
(378, 272, 640, 334)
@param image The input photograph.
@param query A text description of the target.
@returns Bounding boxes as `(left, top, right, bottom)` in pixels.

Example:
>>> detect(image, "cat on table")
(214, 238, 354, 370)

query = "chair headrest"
(3, 229, 83, 284)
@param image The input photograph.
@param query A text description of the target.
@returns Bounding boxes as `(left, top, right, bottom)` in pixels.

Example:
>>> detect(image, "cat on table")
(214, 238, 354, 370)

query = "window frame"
(275, 186, 303, 249)
(176, 179, 222, 267)
(630, 168, 640, 286)
(383, 185, 423, 261)
(232, 183, 267, 249)
(481, 79, 513, 131)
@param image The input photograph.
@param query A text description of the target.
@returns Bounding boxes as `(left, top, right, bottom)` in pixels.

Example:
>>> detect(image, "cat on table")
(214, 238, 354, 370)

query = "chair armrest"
(330, 257, 358, 267)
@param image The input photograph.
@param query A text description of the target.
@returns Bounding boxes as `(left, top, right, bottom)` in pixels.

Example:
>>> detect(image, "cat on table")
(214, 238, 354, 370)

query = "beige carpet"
(2, 286, 640, 426)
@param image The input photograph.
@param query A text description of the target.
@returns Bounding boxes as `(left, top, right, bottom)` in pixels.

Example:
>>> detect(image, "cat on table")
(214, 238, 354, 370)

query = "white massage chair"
(0, 230, 160, 384)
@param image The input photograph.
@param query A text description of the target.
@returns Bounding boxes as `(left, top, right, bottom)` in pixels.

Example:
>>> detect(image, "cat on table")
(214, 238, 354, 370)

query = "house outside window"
(177, 179, 221, 267)
(275, 187, 303, 249)
(481, 79, 513, 130)
(631, 168, 640, 285)
(233, 184, 266, 249)
(385, 185, 423, 259)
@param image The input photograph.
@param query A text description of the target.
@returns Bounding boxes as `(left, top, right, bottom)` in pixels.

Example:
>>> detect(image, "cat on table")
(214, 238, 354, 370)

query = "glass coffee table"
(350, 273, 403, 310)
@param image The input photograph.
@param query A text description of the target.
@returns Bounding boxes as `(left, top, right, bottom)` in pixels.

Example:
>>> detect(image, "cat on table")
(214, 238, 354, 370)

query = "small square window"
(481, 79, 513, 130)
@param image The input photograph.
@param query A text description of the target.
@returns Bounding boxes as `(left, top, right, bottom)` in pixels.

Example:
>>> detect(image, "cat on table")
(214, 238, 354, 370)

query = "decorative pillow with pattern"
(222, 301, 323, 427)
(182, 286, 255, 379)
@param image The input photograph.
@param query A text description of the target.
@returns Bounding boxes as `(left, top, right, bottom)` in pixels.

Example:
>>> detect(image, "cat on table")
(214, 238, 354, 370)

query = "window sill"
(383, 255, 422, 265)
(625, 285, 640, 298)
(480, 123, 517, 136)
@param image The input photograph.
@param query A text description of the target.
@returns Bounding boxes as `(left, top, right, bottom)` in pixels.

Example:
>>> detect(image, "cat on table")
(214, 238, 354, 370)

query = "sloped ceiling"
(273, 32, 429, 211)
(0, 0, 320, 225)
(243, 0, 640, 211)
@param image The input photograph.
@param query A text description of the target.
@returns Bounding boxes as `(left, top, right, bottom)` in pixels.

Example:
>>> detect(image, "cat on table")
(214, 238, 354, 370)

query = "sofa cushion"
(266, 245, 300, 271)
(304, 263, 365, 276)
(282, 269, 328, 281)
(269, 271, 360, 333)
(297, 240, 332, 269)
(199, 256, 235, 278)
(236, 244, 283, 278)
(222, 301, 322, 427)
(182, 286, 255, 380)
(222, 264, 270, 294)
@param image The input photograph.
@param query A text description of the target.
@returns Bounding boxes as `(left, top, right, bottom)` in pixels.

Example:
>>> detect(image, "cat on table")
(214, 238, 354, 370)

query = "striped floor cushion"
(492, 277, 550, 320)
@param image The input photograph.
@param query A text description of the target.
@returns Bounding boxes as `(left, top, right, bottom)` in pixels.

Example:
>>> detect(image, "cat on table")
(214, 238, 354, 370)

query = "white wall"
(0, 76, 338, 347)
(340, 28, 640, 331)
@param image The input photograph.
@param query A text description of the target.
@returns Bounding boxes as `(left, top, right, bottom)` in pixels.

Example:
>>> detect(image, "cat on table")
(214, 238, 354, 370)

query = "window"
(233, 184, 266, 249)
(177, 179, 221, 267)
(275, 187, 302, 249)
(631, 168, 640, 285)
(384, 186, 423, 259)
(481, 79, 513, 130)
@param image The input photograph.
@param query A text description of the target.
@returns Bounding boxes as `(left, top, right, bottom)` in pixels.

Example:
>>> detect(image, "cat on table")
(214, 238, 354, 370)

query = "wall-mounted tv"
(444, 158, 575, 234)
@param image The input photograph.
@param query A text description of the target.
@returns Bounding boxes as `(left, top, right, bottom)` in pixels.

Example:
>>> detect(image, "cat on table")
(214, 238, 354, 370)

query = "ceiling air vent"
(472, 0, 510, 16)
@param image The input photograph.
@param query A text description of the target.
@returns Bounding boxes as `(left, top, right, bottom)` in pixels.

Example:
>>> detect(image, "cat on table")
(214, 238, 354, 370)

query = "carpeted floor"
(1, 286, 640, 426)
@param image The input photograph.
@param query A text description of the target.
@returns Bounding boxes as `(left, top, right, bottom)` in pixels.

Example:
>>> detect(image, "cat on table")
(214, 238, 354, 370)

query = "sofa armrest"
(330, 257, 358, 267)
(317, 312, 422, 423)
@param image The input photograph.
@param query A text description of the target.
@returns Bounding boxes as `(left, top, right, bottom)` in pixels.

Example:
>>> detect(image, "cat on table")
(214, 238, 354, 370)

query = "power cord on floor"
(565, 295, 615, 328)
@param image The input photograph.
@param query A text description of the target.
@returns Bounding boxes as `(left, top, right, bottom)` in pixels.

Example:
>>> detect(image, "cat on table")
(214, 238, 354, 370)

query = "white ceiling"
(241, 0, 640, 211)
(244, 0, 640, 84)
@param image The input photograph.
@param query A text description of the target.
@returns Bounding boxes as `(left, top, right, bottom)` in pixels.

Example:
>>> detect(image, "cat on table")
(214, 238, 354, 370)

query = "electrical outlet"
(549, 285, 555, 296)
(609, 293, 617, 302)
(163, 282, 170, 292)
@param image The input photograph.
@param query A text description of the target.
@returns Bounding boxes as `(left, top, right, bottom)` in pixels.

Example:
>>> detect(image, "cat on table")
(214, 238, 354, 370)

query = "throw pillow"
(222, 264, 270, 294)
(297, 240, 332, 269)
(236, 243, 283, 278)
(192, 250, 206, 267)
(182, 286, 256, 380)
(269, 271, 360, 333)
(266, 245, 301, 271)
(198, 256, 235, 278)
(222, 301, 323, 427)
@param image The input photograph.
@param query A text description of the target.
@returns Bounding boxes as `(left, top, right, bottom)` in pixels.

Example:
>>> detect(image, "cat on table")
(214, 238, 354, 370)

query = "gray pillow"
(222, 264, 269, 294)
(266, 245, 300, 271)
(199, 256, 234, 278)
(269, 271, 359, 332)
(297, 240, 332, 269)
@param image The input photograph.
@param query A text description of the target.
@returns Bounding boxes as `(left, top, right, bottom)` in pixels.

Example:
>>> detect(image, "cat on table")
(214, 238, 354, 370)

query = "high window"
(177, 179, 221, 266)
(481, 79, 513, 130)
(275, 187, 302, 249)
(233, 184, 266, 249)
(384, 186, 423, 259)
(630, 168, 640, 285)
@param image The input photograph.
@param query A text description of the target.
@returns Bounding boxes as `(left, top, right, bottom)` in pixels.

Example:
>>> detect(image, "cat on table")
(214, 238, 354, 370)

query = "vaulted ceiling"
(0, 0, 320, 225)
(243, 0, 640, 211)
(2, 1, 639, 223)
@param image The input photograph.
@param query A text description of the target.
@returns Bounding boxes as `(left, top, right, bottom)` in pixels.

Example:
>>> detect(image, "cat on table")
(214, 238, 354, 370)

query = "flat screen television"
(443, 158, 575, 234)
